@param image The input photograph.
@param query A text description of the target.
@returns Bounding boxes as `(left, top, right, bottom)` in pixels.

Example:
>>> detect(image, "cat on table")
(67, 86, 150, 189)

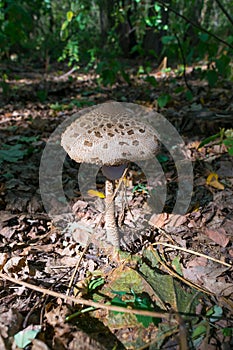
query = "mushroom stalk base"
(105, 179, 119, 247)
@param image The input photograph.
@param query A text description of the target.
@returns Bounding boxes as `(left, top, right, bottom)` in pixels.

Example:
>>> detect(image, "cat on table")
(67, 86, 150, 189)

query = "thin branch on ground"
(0, 271, 172, 319)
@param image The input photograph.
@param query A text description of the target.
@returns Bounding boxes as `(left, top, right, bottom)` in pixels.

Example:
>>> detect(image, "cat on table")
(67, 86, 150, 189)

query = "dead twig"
(0, 271, 171, 320)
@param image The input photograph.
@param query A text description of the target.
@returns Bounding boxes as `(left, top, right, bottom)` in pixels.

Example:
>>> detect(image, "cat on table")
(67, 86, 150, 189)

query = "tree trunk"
(116, 0, 137, 57)
(98, 0, 115, 45)
(183, 0, 205, 45)
(143, 0, 169, 57)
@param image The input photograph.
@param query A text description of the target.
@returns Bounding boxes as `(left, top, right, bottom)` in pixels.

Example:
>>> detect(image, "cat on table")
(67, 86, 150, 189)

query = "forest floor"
(0, 63, 233, 350)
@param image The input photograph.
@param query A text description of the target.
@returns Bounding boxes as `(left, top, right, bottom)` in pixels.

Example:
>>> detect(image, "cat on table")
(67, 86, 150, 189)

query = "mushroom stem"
(105, 179, 119, 247)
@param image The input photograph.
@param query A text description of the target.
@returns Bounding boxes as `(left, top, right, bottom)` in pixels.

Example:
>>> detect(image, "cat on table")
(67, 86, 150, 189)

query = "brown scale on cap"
(61, 101, 159, 167)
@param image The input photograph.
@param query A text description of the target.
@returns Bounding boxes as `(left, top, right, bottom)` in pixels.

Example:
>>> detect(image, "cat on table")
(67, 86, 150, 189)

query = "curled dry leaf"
(149, 213, 187, 229)
(0, 335, 7, 350)
(72, 200, 88, 213)
(3, 256, 28, 275)
(45, 304, 70, 327)
(31, 339, 51, 350)
(149, 213, 169, 228)
(183, 264, 232, 296)
(204, 227, 229, 247)
(0, 253, 8, 270)
(217, 160, 233, 177)
(206, 173, 224, 190)
(69, 331, 108, 350)
(71, 223, 92, 246)
(0, 309, 23, 344)
(88, 189, 105, 198)
(166, 214, 187, 228)
(186, 256, 208, 268)
(0, 226, 15, 240)
(14, 325, 42, 349)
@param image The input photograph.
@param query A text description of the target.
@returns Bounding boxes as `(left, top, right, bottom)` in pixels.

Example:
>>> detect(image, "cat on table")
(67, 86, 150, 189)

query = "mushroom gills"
(102, 164, 127, 180)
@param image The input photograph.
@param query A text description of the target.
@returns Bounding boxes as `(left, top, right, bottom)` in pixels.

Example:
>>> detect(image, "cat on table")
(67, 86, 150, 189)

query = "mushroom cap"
(61, 102, 159, 166)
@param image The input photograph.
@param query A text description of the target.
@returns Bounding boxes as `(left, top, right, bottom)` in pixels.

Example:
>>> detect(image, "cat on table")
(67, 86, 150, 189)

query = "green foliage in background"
(0, 136, 39, 164)
(199, 128, 233, 156)
(0, 0, 232, 86)
(0, 0, 65, 63)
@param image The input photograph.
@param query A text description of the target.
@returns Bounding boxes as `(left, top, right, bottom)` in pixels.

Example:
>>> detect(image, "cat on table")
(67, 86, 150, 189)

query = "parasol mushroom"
(61, 101, 160, 247)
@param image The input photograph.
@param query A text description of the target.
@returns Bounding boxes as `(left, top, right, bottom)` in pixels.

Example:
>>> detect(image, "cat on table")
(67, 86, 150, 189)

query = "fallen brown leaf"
(31, 339, 51, 350)
(187, 256, 208, 268)
(149, 213, 168, 228)
(0, 253, 8, 270)
(3, 256, 27, 275)
(204, 227, 229, 247)
(149, 213, 187, 229)
(166, 214, 187, 228)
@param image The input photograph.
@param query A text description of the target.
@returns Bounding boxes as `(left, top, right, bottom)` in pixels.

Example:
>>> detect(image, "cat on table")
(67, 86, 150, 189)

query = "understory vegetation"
(0, 1, 232, 349)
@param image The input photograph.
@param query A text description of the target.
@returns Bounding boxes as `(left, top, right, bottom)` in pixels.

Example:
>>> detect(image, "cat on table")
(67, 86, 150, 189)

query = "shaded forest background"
(0, 0, 233, 94)
(0, 1, 233, 350)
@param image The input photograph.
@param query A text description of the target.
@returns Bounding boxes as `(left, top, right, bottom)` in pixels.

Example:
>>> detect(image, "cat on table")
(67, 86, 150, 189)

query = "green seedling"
(111, 289, 161, 327)
(199, 128, 233, 156)
(132, 183, 149, 194)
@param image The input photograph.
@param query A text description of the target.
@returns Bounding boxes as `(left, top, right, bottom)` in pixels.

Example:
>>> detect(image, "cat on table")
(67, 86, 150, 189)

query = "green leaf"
(216, 55, 231, 77)
(223, 138, 233, 147)
(111, 295, 128, 308)
(222, 327, 233, 337)
(185, 90, 193, 101)
(111, 290, 160, 327)
(161, 35, 175, 44)
(142, 247, 160, 268)
(71, 2, 79, 12)
(37, 89, 48, 102)
(145, 75, 157, 87)
(109, 268, 144, 295)
(18, 136, 39, 143)
(134, 294, 161, 327)
(132, 183, 148, 194)
(206, 70, 218, 88)
(192, 323, 207, 339)
(174, 86, 184, 93)
(157, 94, 171, 108)
(50, 102, 63, 111)
(61, 19, 69, 32)
(136, 312, 157, 328)
(60, 20, 69, 40)
(111, 290, 128, 297)
(14, 325, 41, 348)
(0, 144, 28, 163)
(198, 133, 220, 148)
(121, 70, 131, 85)
(88, 277, 105, 292)
(157, 154, 169, 163)
(206, 305, 223, 322)
(199, 33, 209, 42)
(171, 256, 183, 276)
(140, 249, 200, 314)
(138, 65, 144, 74)
(104, 70, 117, 85)
(223, 136, 233, 155)
(227, 146, 233, 156)
(70, 99, 95, 108)
(66, 11, 74, 22)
